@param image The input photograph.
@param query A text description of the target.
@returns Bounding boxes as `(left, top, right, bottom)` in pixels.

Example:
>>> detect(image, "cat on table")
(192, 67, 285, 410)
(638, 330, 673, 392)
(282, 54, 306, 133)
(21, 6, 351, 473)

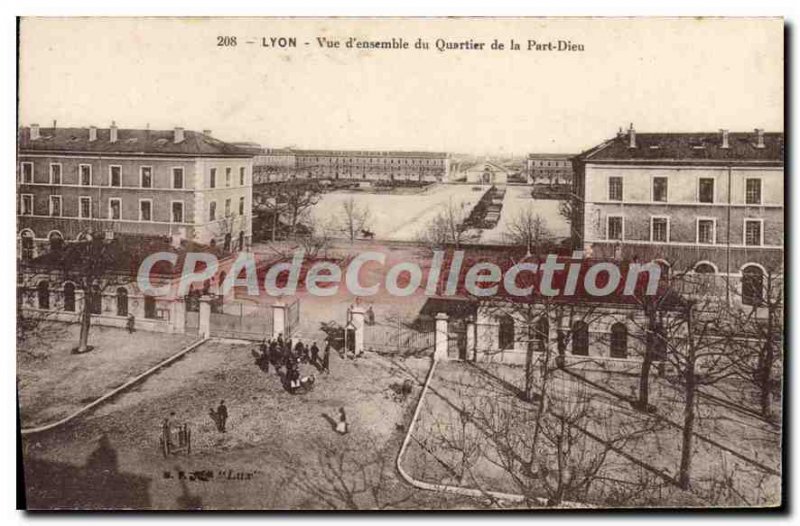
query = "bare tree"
(503, 208, 553, 256)
(338, 196, 371, 242)
(418, 198, 471, 250)
(255, 180, 323, 240)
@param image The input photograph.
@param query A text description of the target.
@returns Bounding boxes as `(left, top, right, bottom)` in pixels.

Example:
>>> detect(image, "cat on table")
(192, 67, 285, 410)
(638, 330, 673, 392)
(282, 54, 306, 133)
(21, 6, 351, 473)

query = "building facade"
(526, 154, 575, 185)
(573, 126, 784, 306)
(17, 124, 255, 258)
(252, 148, 450, 183)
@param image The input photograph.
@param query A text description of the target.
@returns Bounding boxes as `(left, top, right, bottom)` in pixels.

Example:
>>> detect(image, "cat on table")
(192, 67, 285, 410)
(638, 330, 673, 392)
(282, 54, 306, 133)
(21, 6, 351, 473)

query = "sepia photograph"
(14, 16, 784, 511)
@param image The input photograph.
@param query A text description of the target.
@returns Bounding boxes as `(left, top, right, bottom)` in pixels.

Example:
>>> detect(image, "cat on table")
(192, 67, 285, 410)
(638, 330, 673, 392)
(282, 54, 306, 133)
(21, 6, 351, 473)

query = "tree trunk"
(759, 336, 774, 421)
(77, 298, 92, 353)
(637, 307, 656, 410)
(524, 331, 535, 402)
(678, 305, 696, 489)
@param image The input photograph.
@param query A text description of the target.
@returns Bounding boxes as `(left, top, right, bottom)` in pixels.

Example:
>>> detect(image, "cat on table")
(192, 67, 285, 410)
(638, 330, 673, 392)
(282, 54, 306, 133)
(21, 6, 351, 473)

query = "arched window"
(694, 262, 716, 274)
(37, 281, 49, 310)
(610, 322, 628, 359)
(63, 282, 76, 312)
(571, 321, 589, 356)
(742, 265, 764, 306)
(20, 230, 35, 260)
(535, 316, 549, 353)
(116, 287, 128, 317)
(88, 287, 102, 314)
(48, 231, 64, 252)
(498, 315, 515, 350)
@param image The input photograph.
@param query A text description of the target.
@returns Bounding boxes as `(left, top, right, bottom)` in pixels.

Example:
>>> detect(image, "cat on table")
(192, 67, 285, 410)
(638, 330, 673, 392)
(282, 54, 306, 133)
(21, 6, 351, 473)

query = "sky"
(18, 17, 784, 155)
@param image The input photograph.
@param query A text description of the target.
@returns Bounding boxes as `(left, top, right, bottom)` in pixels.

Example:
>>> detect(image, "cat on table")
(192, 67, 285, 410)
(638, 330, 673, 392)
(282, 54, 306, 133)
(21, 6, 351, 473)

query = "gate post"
(466, 318, 476, 362)
(171, 296, 186, 334)
(350, 305, 366, 355)
(198, 295, 212, 338)
(435, 312, 449, 361)
(272, 300, 286, 339)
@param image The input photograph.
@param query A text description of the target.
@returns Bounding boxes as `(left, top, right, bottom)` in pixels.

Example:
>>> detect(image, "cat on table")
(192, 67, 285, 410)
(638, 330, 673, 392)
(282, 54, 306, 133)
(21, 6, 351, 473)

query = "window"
(116, 288, 128, 317)
(171, 201, 184, 223)
(697, 219, 716, 244)
(608, 176, 623, 201)
(63, 282, 76, 312)
(535, 317, 549, 353)
(109, 165, 121, 187)
(745, 178, 762, 205)
(571, 321, 589, 356)
(610, 323, 628, 359)
(498, 315, 515, 350)
(698, 177, 715, 203)
(209, 201, 217, 221)
(49, 196, 62, 217)
(139, 200, 152, 221)
(650, 217, 669, 242)
(744, 219, 763, 246)
(88, 287, 102, 315)
(50, 163, 62, 185)
(109, 198, 121, 220)
(239, 166, 245, 186)
(239, 196, 245, 215)
(741, 265, 764, 306)
(37, 281, 50, 310)
(653, 176, 668, 202)
(79, 164, 92, 186)
(607, 216, 623, 241)
(140, 167, 153, 188)
(144, 295, 157, 319)
(225, 167, 232, 187)
(225, 198, 231, 217)
(49, 231, 63, 252)
(21, 162, 33, 183)
(209, 168, 217, 188)
(21, 194, 33, 216)
(173, 167, 184, 189)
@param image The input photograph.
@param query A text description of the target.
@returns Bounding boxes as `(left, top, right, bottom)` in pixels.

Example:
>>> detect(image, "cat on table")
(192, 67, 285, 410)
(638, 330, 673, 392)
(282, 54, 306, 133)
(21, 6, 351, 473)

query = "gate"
(210, 302, 273, 341)
(285, 297, 301, 336)
(363, 319, 435, 355)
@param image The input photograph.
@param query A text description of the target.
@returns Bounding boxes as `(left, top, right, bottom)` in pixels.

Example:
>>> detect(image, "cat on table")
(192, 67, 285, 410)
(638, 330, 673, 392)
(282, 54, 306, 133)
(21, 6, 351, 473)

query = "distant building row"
(252, 148, 451, 184)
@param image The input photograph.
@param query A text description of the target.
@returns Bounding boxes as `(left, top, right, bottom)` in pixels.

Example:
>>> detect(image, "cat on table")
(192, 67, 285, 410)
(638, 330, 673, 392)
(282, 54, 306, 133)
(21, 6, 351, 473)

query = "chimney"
(616, 127, 624, 139)
(30, 123, 40, 140)
(89, 126, 97, 142)
(203, 129, 212, 136)
(174, 127, 185, 144)
(755, 128, 765, 149)
(628, 123, 636, 148)
(720, 129, 729, 149)
(109, 121, 118, 143)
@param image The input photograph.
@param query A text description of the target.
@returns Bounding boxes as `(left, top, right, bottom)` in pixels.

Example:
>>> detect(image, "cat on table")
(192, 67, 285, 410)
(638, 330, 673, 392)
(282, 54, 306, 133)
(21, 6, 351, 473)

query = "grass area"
(22, 341, 481, 509)
(17, 322, 197, 428)
(403, 361, 781, 508)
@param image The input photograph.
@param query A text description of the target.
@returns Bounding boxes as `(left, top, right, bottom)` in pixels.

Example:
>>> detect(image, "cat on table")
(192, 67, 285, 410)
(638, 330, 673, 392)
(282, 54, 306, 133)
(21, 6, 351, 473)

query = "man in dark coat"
(217, 400, 228, 433)
(321, 343, 330, 375)
(309, 341, 320, 365)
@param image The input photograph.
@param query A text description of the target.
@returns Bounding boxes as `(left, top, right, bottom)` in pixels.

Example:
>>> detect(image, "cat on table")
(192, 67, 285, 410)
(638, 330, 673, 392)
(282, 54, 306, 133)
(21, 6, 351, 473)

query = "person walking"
(321, 342, 330, 375)
(217, 400, 228, 433)
(310, 341, 320, 366)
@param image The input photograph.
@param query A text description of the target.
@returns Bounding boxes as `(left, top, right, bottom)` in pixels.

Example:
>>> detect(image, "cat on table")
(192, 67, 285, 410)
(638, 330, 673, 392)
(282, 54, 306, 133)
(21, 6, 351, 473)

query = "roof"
(527, 153, 576, 159)
(577, 131, 784, 166)
(293, 149, 449, 159)
(18, 126, 256, 158)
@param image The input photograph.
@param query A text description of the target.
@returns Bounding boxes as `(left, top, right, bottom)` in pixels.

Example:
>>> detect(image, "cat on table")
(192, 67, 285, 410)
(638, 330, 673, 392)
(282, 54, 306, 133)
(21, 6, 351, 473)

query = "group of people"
(256, 334, 332, 389)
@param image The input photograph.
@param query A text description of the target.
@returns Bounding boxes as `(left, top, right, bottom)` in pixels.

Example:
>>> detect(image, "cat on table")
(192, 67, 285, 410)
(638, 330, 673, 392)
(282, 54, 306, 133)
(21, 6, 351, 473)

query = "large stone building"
(572, 125, 784, 306)
(526, 154, 574, 185)
(17, 123, 255, 258)
(252, 148, 450, 183)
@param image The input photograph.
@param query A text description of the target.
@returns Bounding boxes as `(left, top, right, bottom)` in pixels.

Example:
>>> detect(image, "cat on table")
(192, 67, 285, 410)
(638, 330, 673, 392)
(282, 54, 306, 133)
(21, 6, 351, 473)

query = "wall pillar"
(198, 295, 212, 338)
(171, 297, 186, 334)
(466, 319, 476, 362)
(350, 305, 366, 355)
(272, 300, 286, 339)
(435, 312, 449, 361)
